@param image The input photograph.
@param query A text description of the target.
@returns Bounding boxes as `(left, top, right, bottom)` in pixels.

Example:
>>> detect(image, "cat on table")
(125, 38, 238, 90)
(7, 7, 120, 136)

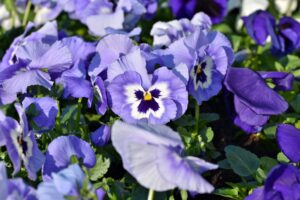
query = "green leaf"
(200, 127, 214, 143)
(218, 159, 231, 170)
(214, 187, 241, 200)
(263, 124, 277, 138)
(199, 113, 220, 123)
(291, 94, 300, 113)
(89, 155, 110, 181)
(277, 152, 290, 163)
(225, 145, 260, 177)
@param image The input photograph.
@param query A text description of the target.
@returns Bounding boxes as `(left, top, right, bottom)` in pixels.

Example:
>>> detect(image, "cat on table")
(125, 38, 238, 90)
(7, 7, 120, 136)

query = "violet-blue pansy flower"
(107, 50, 188, 124)
(0, 162, 38, 200)
(0, 38, 72, 105)
(245, 164, 300, 200)
(90, 125, 111, 147)
(150, 12, 212, 47)
(112, 120, 218, 193)
(276, 124, 300, 162)
(37, 164, 104, 200)
(224, 67, 289, 133)
(243, 10, 300, 56)
(169, 0, 227, 24)
(22, 97, 58, 132)
(165, 29, 234, 105)
(242, 10, 275, 46)
(0, 105, 45, 180)
(42, 135, 96, 180)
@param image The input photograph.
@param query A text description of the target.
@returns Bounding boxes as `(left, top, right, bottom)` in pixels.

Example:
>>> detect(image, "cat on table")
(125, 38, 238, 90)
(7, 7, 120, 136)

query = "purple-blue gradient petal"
(23, 97, 58, 131)
(276, 124, 300, 162)
(242, 10, 275, 46)
(90, 125, 111, 147)
(245, 187, 264, 200)
(42, 135, 96, 181)
(112, 120, 217, 193)
(224, 67, 288, 115)
(259, 71, 294, 91)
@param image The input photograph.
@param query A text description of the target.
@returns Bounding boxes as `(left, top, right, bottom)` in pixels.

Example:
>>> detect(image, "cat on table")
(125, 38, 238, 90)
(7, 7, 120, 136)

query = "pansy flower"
(224, 67, 290, 133)
(0, 105, 45, 180)
(246, 164, 300, 200)
(0, 162, 37, 200)
(150, 12, 212, 47)
(0, 38, 72, 105)
(112, 120, 218, 193)
(165, 29, 234, 105)
(42, 135, 96, 180)
(89, 34, 139, 79)
(107, 49, 188, 124)
(37, 164, 105, 200)
(243, 10, 300, 56)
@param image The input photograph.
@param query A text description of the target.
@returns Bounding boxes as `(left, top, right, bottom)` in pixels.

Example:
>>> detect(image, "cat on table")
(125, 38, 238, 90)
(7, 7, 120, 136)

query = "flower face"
(108, 67, 188, 124)
(190, 56, 213, 90)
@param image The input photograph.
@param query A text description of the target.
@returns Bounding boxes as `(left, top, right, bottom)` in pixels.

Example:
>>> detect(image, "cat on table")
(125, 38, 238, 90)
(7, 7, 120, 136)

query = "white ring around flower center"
(191, 57, 213, 90)
(124, 82, 170, 120)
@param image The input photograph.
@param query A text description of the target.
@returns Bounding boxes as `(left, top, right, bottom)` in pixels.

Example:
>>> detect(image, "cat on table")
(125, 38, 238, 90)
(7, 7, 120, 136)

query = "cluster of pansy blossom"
(1, 0, 300, 199)
(243, 10, 300, 56)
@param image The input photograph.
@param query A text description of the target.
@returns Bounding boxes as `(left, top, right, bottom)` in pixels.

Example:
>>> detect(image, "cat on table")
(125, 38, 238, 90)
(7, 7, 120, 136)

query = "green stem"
(76, 98, 82, 132)
(147, 189, 155, 200)
(56, 100, 62, 134)
(22, 1, 32, 26)
(195, 100, 200, 134)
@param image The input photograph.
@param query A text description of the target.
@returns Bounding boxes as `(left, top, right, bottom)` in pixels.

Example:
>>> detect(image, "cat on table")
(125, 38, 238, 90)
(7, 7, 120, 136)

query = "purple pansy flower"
(90, 125, 111, 147)
(107, 51, 188, 124)
(276, 124, 300, 162)
(169, 0, 227, 24)
(0, 38, 72, 105)
(224, 67, 289, 133)
(22, 97, 58, 132)
(37, 164, 104, 200)
(112, 120, 218, 193)
(243, 10, 300, 56)
(42, 135, 96, 180)
(0, 162, 37, 200)
(165, 29, 234, 104)
(242, 10, 275, 46)
(0, 105, 45, 180)
(150, 12, 212, 47)
(246, 164, 300, 200)
(88, 34, 138, 79)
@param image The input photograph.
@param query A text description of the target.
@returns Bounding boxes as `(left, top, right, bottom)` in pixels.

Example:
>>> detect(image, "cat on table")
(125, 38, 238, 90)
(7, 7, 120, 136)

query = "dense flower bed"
(0, 0, 300, 199)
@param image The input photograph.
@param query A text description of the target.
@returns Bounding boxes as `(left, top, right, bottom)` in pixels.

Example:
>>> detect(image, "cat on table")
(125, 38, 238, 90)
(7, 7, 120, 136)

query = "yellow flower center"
(143, 92, 152, 101)
(196, 65, 202, 74)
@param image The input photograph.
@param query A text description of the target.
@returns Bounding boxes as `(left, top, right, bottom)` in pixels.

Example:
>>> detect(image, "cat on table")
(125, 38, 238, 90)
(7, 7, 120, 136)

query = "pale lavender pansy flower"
(107, 50, 188, 124)
(224, 67, 289, 133)
(150, 12, 212, 47)
(37, 164, 104, 200)
(90, 125, 111, 147)
(0, 38, 72, 105)
(22, 97, 58, 132)
(88, 34, 138, 79)
(165, 29, 234, 105)
(42, 135, 96, 180)
(56, 36, 108, 115)
(245, 164, 300, 200)
(0, 162, 38, 200)
(0, 105, 45, 180)
(112, 120, 218, 193)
